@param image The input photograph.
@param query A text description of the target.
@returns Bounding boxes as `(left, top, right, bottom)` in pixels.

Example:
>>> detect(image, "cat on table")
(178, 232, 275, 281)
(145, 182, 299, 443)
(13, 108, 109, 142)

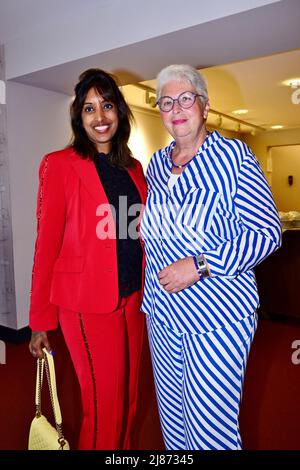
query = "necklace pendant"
(171, 162, 184, 169)
(171, 155, 192, 169)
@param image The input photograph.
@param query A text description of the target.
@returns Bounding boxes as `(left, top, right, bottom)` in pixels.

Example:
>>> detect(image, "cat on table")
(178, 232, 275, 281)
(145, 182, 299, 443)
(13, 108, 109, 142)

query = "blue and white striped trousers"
(146, 312, 257, 450)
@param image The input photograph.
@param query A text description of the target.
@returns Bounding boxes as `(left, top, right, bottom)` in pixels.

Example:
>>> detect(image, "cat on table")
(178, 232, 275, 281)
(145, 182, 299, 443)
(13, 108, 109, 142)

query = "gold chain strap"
(35, 350, 67, 449)
(35, 357, 43, 417)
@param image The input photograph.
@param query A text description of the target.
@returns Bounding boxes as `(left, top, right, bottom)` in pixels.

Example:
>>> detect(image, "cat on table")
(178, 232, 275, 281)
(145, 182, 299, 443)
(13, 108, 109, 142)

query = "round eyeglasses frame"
(156, 91, 203, 112)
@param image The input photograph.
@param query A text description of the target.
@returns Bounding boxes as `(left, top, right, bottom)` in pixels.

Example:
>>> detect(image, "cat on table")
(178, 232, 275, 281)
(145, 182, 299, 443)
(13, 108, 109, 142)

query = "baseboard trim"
(0, 325, 31, 344)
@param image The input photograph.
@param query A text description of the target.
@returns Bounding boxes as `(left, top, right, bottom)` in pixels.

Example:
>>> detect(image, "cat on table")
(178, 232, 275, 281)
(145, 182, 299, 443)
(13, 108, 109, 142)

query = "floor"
(1, 316, 300, 450)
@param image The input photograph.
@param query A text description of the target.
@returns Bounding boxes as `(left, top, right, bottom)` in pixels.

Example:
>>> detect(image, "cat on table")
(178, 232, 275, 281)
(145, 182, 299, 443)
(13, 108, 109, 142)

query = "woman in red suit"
(28, 68, 147, 450)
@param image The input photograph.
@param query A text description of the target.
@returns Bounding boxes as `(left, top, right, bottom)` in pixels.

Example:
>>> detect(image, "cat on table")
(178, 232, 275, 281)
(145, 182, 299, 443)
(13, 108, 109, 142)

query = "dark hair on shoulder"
(69, 68, 134, 168)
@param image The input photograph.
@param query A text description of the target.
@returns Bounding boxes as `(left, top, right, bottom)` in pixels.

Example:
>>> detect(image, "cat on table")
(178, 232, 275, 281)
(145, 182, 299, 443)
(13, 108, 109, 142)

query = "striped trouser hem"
(146, 312, 257, 450)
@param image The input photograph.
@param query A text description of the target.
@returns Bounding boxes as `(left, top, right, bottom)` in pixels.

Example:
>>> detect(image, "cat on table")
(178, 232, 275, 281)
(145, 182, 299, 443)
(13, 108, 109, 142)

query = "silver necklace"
(170, 132, 211, 169)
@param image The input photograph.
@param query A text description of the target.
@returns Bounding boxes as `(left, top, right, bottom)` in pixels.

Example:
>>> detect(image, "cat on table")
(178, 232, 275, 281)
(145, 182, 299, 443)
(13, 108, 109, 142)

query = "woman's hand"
(158, 256, 199, 293)
(29, 331, 52, 359)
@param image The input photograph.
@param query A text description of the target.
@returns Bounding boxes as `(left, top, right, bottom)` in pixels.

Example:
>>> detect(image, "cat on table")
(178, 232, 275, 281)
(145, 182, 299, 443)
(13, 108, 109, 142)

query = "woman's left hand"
(158, 257, 199, 293)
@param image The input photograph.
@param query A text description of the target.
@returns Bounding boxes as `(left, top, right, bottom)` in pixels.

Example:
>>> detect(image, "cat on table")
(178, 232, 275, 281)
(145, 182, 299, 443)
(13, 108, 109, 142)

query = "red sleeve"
(29, 153, 66, 330)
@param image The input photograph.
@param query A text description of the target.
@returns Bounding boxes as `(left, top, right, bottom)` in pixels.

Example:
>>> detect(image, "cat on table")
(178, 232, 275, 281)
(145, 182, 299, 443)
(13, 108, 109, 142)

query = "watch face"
(196, 255, 210, 278)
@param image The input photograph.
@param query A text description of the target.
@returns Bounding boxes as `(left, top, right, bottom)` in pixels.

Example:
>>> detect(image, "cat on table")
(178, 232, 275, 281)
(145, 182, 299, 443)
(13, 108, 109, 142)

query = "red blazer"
(29, 147, 147, 331)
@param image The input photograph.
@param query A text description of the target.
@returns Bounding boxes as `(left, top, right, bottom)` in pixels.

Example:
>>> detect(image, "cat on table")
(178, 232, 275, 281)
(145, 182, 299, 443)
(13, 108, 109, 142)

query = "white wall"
(6, 82, 71, 328)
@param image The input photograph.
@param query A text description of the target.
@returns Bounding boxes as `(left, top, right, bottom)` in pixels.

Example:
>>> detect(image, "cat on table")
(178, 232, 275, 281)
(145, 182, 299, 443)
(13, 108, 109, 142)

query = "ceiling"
(1, 0, 300, 134)
(129, 48, 300, 134)
(0, 0, 108, 44)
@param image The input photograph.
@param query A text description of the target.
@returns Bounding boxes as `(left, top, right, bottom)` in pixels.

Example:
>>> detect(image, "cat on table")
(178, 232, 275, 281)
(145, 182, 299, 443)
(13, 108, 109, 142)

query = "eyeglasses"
(156, 91, 203, 112)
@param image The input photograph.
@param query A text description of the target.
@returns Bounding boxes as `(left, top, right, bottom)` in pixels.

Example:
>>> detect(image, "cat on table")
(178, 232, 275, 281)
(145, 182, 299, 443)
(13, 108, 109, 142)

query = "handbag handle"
(35, 348, 65, 438)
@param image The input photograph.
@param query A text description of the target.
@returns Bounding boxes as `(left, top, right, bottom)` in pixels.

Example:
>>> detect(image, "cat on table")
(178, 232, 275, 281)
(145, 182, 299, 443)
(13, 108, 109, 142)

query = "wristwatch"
(193, 254, 211, 279)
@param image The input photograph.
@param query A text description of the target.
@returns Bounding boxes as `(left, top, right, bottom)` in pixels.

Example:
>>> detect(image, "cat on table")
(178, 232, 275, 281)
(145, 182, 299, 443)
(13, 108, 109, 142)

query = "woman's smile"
(81, 87, 119, 153)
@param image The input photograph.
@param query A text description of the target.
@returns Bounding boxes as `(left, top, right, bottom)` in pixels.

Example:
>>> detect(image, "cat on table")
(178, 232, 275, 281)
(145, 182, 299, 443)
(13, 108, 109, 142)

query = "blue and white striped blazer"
(140, 131, 281, 334)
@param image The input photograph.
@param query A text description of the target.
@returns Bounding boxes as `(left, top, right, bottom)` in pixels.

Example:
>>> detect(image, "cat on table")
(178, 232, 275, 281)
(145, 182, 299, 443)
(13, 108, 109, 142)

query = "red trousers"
(59, 290, 145, 450)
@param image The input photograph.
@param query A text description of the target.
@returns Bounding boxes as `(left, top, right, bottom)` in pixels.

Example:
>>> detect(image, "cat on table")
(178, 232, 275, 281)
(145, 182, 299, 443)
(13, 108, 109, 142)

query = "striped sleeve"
(203, 151, 282, 277)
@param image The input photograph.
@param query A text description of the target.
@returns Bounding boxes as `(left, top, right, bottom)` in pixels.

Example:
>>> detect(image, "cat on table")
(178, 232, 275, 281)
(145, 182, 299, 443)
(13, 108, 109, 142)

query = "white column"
(0, 44, 17, 328)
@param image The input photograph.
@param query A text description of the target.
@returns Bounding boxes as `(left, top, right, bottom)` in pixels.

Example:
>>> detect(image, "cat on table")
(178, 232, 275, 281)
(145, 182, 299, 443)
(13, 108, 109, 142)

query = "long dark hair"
(69, 68, 134, 168)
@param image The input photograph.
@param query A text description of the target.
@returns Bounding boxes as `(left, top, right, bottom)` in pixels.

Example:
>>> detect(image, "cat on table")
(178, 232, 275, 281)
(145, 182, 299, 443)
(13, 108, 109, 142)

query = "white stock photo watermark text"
(291, 86, 300, 105)
(291, 339, 300, 365)
(95, 196, 206, 241)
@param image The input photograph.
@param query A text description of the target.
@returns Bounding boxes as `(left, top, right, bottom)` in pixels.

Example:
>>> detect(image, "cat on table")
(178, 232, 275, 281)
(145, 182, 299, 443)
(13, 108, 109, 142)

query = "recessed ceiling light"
(232, 109, 248, 115)
(282, 78, 300, 88)
(270, 125, 283, 129)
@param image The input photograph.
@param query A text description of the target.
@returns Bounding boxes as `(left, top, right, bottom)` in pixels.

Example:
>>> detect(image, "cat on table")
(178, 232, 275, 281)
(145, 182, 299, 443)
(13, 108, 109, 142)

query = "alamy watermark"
(96, 197, 143, 240)
(291, 86, 300, 105)
(291, 339, 300, 365)
(95, 196, 206, 241)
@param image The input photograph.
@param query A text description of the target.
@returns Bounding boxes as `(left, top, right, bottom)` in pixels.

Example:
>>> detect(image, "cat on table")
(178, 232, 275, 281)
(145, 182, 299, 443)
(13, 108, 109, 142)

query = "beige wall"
(208, 126, 242, 140)
(271, 145, 300, 211)
(129, 106, 170, 172)
(243, 127, 300, 173)
(129, 108, 300, 211)
(243, 128, 300, 210)
(129, 107, 242, 172)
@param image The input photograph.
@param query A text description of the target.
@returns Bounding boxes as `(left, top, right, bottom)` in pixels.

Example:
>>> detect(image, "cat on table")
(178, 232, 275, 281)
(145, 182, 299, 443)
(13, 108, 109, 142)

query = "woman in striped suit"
(140, 64, 281, 450)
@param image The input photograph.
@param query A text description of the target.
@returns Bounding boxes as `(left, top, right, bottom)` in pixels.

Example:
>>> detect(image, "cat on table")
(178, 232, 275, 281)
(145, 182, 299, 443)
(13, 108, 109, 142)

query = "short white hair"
(156, 64, 208, 103)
